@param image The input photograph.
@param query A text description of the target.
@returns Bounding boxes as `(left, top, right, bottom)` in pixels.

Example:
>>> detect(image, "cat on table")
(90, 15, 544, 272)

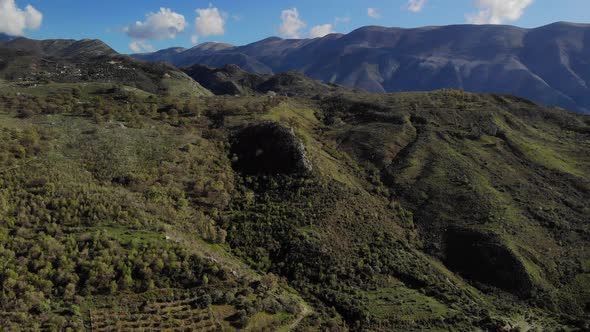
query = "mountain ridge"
(133, 21, 590, 113)
(0, 39, 211, 97)
(0, 36, 118, 58)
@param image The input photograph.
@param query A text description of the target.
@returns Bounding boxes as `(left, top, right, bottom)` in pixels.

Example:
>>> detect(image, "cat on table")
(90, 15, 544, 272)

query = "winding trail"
(284, 302, 312, 331)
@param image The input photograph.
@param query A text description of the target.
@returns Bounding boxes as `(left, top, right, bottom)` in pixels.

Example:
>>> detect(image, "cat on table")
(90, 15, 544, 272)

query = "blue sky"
(2, 0, 589, 53)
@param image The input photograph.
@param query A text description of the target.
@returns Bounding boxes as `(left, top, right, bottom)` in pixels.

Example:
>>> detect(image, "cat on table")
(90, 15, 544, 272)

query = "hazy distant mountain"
(0, 37, 117, 58)
(133, 22, 590, 113)
(0, 33, 15, 42)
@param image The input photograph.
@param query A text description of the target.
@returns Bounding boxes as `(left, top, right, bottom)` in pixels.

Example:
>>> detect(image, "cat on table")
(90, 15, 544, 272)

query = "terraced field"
(90, 291, 222, 331)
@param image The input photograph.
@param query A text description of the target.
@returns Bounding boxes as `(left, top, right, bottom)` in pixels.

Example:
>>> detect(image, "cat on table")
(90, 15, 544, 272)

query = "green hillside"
(0, 77, 588, 331)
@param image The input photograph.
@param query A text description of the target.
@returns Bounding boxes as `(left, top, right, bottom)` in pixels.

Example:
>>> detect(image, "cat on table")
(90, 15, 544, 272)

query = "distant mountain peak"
(169, 47, 188, 52)
(140, 47, 187, 56)
(548, 21, 590, 27)
(0, 33, 16, 42)
(190, 42, 234, 51)
(260, 36, 283, 42)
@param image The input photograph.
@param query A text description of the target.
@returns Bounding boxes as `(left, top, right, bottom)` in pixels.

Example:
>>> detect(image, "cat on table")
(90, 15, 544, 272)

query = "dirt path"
(165, 227, 258, 280)
(284, 302, 312, 332)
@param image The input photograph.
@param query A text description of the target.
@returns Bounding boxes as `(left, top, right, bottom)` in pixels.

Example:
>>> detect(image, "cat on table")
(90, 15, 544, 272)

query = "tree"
(72, 87, 82, 99)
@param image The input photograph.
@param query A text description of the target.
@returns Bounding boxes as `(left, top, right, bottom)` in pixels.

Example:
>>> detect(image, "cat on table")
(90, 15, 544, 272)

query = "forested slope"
(0, 65, 589, 331)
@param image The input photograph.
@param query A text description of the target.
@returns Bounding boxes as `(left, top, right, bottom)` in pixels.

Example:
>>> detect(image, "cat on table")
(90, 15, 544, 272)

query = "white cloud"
(309, 24, 334, 38)
(24, 5, 41, 29)
(129, 40, 154, 53)
(367, 8, 381, 19)
(279, 8, 306, 38)
(195, 6, 225, 37)
(0, 0, 42, 36)
(124, 8, 187, 40)
(406, 0, 427, 13)
(466, 0, 534, 24)
(191, 35, 199, 44)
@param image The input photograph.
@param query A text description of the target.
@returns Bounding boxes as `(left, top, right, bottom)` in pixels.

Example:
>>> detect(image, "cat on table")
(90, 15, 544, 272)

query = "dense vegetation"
(0, 81, 305, 331)
(0, 64, 589, 331)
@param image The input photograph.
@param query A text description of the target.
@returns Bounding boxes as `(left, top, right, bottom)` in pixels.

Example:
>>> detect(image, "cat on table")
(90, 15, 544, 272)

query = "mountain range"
(133, 22, 590, 114)
(0, 24, 589, 331)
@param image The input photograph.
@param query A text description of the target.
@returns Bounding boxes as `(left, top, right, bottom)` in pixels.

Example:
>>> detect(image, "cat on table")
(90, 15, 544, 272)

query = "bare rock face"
(230, 122, 312, 176)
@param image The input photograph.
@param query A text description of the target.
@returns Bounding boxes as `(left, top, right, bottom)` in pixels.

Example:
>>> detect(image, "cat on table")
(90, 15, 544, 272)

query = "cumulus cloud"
(124, 8, 187, 40)
(466, 0, 534, 24)
(129, 40, 155, 53)
(0, 0, 42, 36)
(309, 24, 334, 38)
(367, 8, 381, 19)
(195, 7, 225, 36)
(279, 8, 306, 38)
(406, 0, 427, 13)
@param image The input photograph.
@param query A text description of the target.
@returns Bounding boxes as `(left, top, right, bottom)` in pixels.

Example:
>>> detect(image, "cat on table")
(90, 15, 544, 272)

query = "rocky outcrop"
(230, 122, 312, 176)
(444, 227, 535, 297)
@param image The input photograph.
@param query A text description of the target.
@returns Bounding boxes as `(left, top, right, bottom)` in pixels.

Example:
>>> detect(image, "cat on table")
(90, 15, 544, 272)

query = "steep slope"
(0, 44, 211, 97)
(1, 37, 118, 57)
(220, 90, 590, 331)
(0, 83, 306, 331)
(320, 91, 590, 305)
(134, 22, 590, 113)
